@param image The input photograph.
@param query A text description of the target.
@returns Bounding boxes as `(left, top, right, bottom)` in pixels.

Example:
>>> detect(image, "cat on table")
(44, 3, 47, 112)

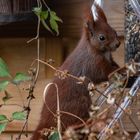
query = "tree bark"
(125, 0, 140, 62)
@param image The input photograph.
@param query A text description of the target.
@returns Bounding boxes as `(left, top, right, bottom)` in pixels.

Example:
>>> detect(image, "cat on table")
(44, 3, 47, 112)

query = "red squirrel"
(31, 1, 120, 140)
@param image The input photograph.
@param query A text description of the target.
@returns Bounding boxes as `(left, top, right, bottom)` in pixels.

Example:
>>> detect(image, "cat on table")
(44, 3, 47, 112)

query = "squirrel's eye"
(99, 35, 106, 41)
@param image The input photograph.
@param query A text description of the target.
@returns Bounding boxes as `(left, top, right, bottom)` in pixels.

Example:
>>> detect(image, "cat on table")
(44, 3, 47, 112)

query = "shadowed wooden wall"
(0, 0, 124, 37)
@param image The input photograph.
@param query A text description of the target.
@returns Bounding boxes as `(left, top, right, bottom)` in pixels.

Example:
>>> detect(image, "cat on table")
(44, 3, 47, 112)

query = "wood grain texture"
(45, 38, 64, 78)
(0, 0, 12, 13)
(13, 0, 36, 13)
(1, 133, 31, 140)
(0, 38, 46, 78)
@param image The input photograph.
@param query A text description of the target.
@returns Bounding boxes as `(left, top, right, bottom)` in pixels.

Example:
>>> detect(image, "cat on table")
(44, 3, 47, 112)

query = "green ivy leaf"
(33, 7, 48, 20)
(33, 7, 42, 16)
(40, 11, 48, 20)
(50, 11, 62, 22)
(50, 18, 59, 35)
(41, 19, 53, 34)
(49, 11, 62, 35)
(2, 91, 13, 103)
(13, 73, 31, 85)
(0, 80, 9, 92)
(0, 58, 11, 78)
(48, 131, 60, 140)
(0, 115, 8, 121)
(0, 123, 7, 134)
(12, 111, 27, 120)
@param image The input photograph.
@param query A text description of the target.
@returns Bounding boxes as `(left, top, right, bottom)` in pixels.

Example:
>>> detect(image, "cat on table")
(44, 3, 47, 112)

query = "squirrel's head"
(85, 0, 120, 52)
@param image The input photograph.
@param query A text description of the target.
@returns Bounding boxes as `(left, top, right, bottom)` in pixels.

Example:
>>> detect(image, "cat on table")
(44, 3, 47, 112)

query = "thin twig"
(17, 1, 41, 139)
(60, 111, 87, 127)
(43, 83, 87, 128)
(43, 83, 56, 116)
(37, 59, 84, 82)
(55, 83, 62, 140)
(108, 66, 125, 79)
(96, 105, 112, 118)
(41, 0, 50, 11)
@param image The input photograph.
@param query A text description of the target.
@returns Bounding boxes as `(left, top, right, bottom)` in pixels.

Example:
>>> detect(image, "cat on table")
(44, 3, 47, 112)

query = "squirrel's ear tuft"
(84, 10, 95, 37)
(84, 8, 95, 29)
(84, 7, 95, 27)
(91, 0, 107, 22)
(93, 0, 104, 8)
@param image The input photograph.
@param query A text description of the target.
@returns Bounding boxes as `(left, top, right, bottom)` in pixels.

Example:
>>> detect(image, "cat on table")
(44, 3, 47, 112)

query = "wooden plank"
(45, 38, 64, 78)
(0, 133, 31, 140)
(0, 0, 12, 13)
(13, 0, 36, 13)
(104, 0, 124, 36)
(0, 38, 46, 79)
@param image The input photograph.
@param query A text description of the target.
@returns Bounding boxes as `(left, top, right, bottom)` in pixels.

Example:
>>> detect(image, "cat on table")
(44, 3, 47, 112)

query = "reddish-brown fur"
(31, 4, 120, 140)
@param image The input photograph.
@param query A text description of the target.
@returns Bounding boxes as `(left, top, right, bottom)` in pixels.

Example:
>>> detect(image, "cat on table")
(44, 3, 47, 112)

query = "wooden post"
(125, 0, 140, 62)
(0, 0, 12, 13)
(13, 0, 36, 13)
